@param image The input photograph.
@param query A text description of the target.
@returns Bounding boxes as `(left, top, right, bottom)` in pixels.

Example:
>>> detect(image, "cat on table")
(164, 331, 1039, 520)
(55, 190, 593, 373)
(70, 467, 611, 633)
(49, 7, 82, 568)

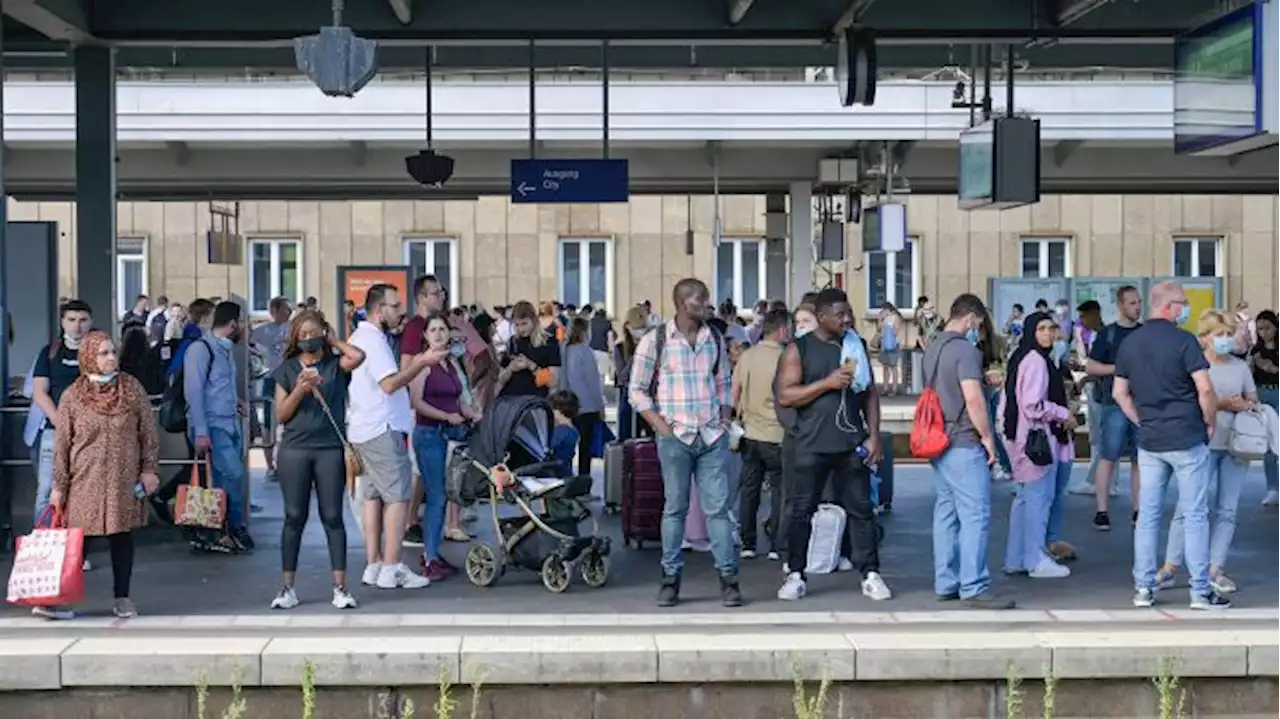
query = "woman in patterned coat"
(49, 330, 160, 619)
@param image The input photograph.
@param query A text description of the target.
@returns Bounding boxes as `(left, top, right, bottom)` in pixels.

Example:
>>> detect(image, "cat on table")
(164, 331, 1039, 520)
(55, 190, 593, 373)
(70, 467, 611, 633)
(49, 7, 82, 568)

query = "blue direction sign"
(510, 158, 629, 204)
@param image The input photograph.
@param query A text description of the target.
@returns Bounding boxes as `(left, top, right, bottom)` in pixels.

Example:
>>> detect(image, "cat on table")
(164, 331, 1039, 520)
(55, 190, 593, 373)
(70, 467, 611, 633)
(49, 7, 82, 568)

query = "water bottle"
(855, 443, 883, 513)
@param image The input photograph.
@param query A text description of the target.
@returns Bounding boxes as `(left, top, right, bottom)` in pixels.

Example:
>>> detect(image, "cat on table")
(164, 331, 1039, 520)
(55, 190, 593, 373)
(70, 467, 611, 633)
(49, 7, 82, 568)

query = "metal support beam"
(831, 0, 878, 36)
(1052, 139, 1084, 167)
(386, 0, 412, 25)
(73, 45, 118, 328)
(349, 141, 368, 166)
(167, 141, 190, 166)
(1054, 0, 1115, 26)
(4, 0, 92, 42)
(727, 0, 755, 25)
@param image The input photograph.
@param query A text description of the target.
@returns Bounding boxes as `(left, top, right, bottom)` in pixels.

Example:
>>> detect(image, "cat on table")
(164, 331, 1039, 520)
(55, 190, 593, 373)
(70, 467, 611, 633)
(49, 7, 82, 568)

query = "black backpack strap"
(709, 325, 723, 377)
(646, 327, 666, 400)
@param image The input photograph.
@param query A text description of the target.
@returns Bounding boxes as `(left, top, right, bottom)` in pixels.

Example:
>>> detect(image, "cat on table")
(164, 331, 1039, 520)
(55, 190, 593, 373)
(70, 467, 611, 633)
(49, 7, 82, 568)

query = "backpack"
(910, 336, 962, 460)
(646, 323, 723, 400)
(1227, 407, 1269, 461)
(158, 339, 213, 433)
(881, 320, 899, 352)
(148, 312, 168, 345)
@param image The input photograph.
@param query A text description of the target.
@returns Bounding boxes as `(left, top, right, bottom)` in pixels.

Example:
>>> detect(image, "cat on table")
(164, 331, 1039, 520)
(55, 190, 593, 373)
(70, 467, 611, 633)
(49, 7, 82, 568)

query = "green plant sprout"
(790, 660, 831, 719)
(1005, 661, 1025, 719)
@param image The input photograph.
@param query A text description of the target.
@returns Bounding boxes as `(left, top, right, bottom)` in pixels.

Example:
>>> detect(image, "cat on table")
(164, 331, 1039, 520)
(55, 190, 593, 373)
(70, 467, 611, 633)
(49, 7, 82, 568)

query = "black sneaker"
(1190, 592, 1231, 610)
(936, 591, 961, 602)
(404, 525, 425, 547)
(1132, 510, 1139, 524)
(1093, 511, 1111, 531)
(720, 574, 743, 608)
(656, 574, 681, 608)
(230, 527, 255, 552)
(962, 591, 1016, 610)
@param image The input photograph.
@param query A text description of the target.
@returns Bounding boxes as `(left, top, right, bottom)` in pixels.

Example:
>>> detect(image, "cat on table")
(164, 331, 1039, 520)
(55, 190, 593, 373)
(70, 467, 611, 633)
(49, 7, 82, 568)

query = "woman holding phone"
(269, 310, 365, 610)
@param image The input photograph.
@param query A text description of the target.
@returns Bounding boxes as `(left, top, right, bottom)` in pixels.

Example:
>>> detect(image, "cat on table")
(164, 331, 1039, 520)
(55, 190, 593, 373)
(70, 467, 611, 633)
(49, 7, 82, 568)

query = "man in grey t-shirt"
(920, 293, 1011, 609)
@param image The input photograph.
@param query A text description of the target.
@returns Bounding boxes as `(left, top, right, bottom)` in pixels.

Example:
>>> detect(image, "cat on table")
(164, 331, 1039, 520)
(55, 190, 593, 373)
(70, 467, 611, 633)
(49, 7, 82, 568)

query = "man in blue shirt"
(1084, 285, 1144, 530)
(1113, 282, 1225, 610)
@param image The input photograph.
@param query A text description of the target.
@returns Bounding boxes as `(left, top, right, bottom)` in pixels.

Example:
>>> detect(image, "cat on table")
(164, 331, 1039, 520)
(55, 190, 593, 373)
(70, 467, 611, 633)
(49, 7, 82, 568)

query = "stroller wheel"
(579, 551, 609, 588)
(466, 544, 501, 587)
(540, 554, 571, 593)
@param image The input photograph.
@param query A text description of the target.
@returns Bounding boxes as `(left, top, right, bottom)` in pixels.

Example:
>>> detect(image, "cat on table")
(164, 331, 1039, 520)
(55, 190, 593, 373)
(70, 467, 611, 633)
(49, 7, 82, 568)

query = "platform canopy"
(0, 0, 1237, 71)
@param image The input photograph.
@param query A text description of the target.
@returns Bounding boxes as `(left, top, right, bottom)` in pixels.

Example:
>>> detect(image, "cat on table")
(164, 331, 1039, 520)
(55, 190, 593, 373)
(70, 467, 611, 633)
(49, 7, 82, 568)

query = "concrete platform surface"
(3, 462, 1275, 619)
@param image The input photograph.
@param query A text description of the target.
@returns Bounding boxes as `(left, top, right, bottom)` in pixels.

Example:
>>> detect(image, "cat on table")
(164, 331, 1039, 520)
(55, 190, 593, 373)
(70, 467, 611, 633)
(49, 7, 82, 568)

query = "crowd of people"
(15, 275, 1277, 616)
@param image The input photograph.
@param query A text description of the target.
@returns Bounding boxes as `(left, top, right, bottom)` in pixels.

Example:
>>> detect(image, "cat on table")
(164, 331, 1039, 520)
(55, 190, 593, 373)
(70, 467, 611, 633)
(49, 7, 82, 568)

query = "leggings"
(573, 411, 602, 477)
(106, 532, 135, 599)
(277, 446, 347, 573)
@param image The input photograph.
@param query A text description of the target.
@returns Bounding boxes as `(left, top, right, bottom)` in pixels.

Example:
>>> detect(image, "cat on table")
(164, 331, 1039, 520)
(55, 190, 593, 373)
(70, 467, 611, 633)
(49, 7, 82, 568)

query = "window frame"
(863, 235, 921, 313)
(115, 236, 148, 319)
(247, 237, 304, 316)
(556, 237, 615, 315)
(1170, 235, 1224, 278)
(402, 237, 461, 304)
(713, 237, 769, 309)
(1018, 236, 1073, 279)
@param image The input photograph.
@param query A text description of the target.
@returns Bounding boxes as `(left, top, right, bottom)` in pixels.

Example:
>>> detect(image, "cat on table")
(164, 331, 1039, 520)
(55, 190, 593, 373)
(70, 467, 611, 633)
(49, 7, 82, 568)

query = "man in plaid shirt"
(628, 278, 741, 608)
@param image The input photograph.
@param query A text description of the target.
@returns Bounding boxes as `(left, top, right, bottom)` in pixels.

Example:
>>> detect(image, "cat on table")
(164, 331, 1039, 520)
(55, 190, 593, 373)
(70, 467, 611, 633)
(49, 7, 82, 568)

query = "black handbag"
(1025, 428, 1054, 467)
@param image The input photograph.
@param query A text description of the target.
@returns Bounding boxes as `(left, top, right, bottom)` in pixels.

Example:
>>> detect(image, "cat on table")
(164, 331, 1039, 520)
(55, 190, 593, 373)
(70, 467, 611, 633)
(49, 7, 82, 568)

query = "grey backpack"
(1228, 407, 1269, 461)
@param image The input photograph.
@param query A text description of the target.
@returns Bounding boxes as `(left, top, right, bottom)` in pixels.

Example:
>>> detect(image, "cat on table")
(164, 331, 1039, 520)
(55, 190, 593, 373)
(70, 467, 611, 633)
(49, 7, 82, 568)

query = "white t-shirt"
(347, 321, 414, 443)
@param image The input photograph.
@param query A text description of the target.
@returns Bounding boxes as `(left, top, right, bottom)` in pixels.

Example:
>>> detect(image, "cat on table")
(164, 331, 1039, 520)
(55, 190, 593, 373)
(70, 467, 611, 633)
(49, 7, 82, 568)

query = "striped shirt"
(628, 320, 732, 445)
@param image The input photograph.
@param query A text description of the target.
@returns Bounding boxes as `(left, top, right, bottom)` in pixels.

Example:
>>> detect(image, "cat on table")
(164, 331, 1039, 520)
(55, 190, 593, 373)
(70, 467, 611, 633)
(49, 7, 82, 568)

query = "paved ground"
(2, 461, 1276, 618)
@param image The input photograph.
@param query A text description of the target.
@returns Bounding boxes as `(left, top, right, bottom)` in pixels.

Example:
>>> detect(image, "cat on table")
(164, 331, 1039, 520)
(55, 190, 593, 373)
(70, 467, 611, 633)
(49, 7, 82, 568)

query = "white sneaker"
(777, 571, 807, 601)
(836, 557, 854, 572)
(270, 586, 299, 610)
(1262, 490, 1279, 507)
(331, 586, 358, 609)
(767, 551, 780, 561)
(740, 548, 757, 559)
(361, 563, 382, 586)
(82, 558, 92, 572)
(1065, 482, 1095, 496)
(861, 571, 893, 601)
(376, 563, 430, 589)
(1028, 557, 1071, 579)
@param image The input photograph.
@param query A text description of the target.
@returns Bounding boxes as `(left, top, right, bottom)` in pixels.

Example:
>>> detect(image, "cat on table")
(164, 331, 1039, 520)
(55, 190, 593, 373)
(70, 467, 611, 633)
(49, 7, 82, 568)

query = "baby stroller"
(446, 394, 611, 592)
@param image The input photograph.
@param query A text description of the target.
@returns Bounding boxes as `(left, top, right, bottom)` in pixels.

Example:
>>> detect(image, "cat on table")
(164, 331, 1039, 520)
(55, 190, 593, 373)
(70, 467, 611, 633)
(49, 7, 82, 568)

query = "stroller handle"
(512, 460, 565, 478)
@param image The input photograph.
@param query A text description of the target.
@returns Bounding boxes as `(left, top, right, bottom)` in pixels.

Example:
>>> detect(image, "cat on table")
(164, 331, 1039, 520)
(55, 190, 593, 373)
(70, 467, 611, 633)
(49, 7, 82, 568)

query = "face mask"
(62, 334, 82, 350)
(629, 327, 647, 340)
(297, 337, 325, 354)
(965, 327, 980, 345)
(795, 326, 814, 339)
(1176, 304, 1191, 326)
(87, 372, 117, 385)
(450, 343, 467, 358)
(1050, 339, 1069, 364)
(1211, 336, 1235, 355)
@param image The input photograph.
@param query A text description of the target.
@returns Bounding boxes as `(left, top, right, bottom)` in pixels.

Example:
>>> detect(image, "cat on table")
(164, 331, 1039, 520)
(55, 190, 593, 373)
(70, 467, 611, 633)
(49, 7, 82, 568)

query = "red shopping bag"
(7, 509, 85, 607)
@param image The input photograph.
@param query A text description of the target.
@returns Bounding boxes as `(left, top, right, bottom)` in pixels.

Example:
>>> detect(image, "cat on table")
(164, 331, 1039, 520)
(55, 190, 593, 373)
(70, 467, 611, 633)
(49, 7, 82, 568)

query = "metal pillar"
(0, 10, 8, 392)
(74, 46, 117, 326)
(787, 181, 814, 305)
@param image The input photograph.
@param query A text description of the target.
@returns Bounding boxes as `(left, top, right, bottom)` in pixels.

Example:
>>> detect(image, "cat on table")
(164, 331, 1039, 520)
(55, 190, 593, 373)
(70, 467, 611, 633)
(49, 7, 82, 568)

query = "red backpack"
(910, 337, 960, 460)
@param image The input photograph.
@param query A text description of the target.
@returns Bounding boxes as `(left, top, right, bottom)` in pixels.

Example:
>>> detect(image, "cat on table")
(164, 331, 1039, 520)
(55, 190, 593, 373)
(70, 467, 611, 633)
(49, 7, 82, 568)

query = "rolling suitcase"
(621, 438, 664, 549)
(603, 441, 625, 514)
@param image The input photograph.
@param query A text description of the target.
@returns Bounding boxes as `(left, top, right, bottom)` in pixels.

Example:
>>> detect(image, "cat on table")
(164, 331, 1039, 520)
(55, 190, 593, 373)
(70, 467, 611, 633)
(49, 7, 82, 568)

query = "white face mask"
(87, 372, 117, 384)
(62, 334, 82, 350)
(795, 326, 815, 339)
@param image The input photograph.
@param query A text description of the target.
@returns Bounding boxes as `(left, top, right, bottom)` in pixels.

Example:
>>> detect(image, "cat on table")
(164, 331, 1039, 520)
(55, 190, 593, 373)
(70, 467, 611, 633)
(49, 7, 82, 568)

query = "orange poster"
(342, 267, 410, 308)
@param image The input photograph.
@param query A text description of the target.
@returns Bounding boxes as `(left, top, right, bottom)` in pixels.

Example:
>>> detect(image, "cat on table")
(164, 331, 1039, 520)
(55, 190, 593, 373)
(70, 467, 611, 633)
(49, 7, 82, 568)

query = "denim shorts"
(1095, 402, 1137, 461)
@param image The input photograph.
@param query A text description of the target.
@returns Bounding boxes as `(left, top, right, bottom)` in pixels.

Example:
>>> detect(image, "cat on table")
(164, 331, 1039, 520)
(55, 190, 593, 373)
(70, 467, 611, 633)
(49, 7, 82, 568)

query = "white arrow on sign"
(517, 182, 535, 197)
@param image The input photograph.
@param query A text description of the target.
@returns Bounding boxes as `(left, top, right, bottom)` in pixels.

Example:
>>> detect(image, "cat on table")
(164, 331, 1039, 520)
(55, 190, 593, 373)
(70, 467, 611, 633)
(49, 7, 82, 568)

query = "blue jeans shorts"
(1096, 402, 1136, 462)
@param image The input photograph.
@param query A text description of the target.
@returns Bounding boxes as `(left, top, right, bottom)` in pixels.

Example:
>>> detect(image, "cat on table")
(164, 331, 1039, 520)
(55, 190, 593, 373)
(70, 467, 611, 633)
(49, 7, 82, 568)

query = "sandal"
(444, 528, 472, 543)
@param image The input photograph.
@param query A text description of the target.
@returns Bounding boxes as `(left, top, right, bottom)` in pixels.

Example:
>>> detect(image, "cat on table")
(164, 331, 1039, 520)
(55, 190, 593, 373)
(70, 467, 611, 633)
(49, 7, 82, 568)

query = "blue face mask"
(1176, 303, 1191, 326)
(1050, 339, 1069, 364)
(1212, 336, 1235, 355)
(965, 327, 980, 345)
(450, 343, 467, 358)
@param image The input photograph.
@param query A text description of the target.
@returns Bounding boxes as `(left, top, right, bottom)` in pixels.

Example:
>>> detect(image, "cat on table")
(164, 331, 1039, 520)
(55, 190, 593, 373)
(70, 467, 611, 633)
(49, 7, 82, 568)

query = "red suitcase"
(621, 438, 664, 549)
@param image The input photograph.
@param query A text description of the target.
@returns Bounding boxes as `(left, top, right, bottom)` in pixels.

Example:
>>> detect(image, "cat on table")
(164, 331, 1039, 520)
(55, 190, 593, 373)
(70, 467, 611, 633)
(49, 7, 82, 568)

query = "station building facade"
(14, 193, 1278, 322)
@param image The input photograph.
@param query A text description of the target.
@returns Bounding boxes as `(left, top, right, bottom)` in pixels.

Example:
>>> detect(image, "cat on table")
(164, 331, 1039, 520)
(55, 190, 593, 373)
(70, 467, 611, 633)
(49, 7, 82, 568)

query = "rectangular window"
(403, 238, 459, 302)
(865, 237, 919, 310)
(558, 238, 613, 312)
(248, 238, 302, 314)
(1172, 237, 1221, 278)
(116, 237, 147, 318)
(714, 238, 768, 308)
(1020, 237, 1071, 278)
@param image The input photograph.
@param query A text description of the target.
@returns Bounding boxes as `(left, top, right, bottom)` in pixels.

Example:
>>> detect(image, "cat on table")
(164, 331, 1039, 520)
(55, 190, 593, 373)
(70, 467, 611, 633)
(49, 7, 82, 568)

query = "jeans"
(1004, 462, 1057, 572)
(986, 388, 1012, 474)
(1164, 449, 1248, 572)
(787, 450, 878, 578)
(738, 438, 783, 552)
(1045, 459, 1073, 544)
(412, 425, 449, 561)
(930, 445, 992, 599)
(1134, 444, 1212, 599)
(655, 434, 737, 577)
(32, 428, 56, 522)
(1259, 386, 1279, 492)
(193, 426, 246, 529)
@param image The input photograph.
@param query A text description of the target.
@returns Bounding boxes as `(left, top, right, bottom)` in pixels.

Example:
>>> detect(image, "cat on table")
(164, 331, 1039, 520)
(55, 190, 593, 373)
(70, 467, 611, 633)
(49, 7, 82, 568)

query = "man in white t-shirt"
(348, 283, 447, 590)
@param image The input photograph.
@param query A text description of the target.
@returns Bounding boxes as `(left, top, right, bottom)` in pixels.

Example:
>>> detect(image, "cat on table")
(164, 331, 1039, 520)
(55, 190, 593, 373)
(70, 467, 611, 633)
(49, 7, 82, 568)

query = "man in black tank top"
(775, 289, 891, 602)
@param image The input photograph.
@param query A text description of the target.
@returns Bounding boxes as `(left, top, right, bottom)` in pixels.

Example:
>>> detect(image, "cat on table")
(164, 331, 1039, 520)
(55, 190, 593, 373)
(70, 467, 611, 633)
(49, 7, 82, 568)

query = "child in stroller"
(447, 394, 611, 592)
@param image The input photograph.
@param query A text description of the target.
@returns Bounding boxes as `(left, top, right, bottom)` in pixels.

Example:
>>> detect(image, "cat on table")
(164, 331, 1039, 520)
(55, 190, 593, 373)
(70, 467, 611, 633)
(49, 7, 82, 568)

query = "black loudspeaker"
(836, 28, 877, 108)
(405, 150, 456, 187)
